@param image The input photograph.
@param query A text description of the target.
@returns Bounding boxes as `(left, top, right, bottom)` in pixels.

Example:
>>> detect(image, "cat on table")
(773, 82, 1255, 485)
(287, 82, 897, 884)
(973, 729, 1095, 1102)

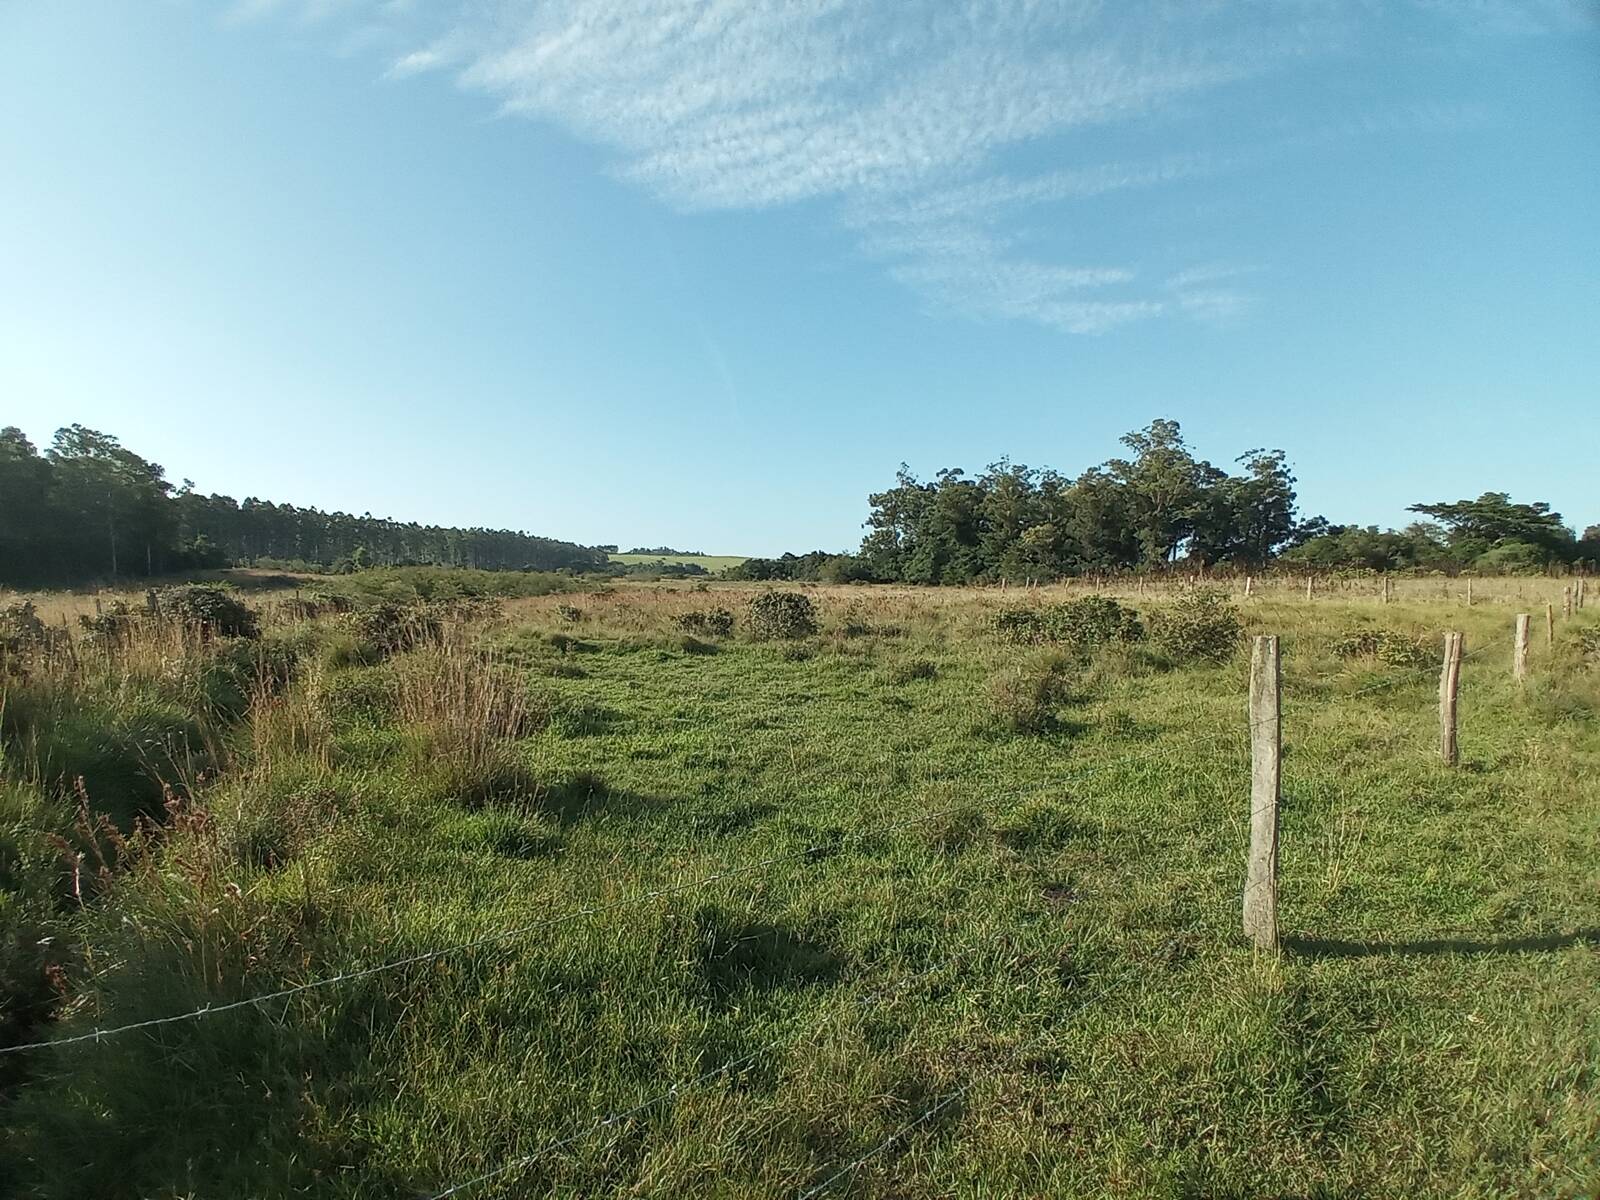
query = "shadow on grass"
(693, 907, 843, 1003)
(538, 771, 674, 825)
(1287, 928, 1600, 958)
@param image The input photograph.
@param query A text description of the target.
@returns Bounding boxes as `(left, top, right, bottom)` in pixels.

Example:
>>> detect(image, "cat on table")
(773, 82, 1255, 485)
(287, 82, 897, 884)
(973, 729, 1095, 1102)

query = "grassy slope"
(606, 554, 748, 571)
(3, 583, 1598, 1198)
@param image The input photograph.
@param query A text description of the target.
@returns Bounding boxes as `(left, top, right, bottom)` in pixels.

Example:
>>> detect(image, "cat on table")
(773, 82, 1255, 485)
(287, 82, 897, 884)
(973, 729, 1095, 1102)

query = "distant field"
(607, 552, 748, 571)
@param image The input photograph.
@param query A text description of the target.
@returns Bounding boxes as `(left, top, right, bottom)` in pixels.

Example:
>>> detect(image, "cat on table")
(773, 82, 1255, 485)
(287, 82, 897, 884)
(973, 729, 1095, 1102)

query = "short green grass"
(1, 583, 1597, 1198)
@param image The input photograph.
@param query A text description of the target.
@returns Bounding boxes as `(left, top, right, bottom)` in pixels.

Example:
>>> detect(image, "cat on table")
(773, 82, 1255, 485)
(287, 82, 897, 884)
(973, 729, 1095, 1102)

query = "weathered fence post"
(1513, 614, 1530, 683)
(1244, 575, 1254, 598)
(1546, 603, 1555, 648)
(1466, 578, 1473, 607)
(1564, 586, 1574, 618)
(1305, 576, 1314, 602)
(1244, 635, 1281, 951)
(1579, 578, 1588, 609)
(1382, 575, 1392, 604)
(1439, 632, 1464, 766)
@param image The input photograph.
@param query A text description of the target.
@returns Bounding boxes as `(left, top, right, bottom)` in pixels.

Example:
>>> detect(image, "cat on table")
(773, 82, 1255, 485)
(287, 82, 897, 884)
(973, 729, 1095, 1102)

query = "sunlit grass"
(2, 579, 1596, 1198)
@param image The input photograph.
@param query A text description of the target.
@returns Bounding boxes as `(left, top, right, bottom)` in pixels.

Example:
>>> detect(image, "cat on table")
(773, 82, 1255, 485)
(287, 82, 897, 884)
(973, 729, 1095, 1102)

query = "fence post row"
(1244, 635, 1281, 952)
(1439, 631, 1464, 766)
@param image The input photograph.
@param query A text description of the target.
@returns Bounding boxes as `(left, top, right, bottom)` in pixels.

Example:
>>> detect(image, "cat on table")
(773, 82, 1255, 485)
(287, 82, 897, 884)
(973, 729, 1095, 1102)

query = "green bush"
(747, 592, 818, 641)
(1332, 628, 1434, 669)
(153, 586, 259, 640)
(993, 597, 1143, 649)
(677, 608, 735, 637)
(349, 602, 443, 659)
(1575, 627, 1600, 666)
(1, 601, 69, 670)
(1149, 588, 1241, 665)
(986, 653, 1077, 734)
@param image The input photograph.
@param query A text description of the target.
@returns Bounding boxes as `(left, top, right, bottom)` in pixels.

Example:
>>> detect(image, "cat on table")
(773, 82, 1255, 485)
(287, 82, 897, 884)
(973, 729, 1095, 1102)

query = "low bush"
(349, 602, 443, 659)
(556, 605, 584, 624)
(1, 602, 70, 671)
(677, 608, 735, 637)
(1148, 588, 1241, 665)
(1332, 628, 1434, 668)
(986, 653, 1077, 734)
(1575, 627, 1600, 666)
(152, 585, 260, 640)
(993, 597, 1143, 649)
(747, 592, 818, 641)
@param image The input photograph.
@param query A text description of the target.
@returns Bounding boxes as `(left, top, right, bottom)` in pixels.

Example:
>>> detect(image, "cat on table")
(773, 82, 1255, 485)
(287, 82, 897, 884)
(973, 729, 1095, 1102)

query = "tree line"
(4, 420, 1593, 589)
(0, 425, 607, 586)
(727, 420, 1597, 584)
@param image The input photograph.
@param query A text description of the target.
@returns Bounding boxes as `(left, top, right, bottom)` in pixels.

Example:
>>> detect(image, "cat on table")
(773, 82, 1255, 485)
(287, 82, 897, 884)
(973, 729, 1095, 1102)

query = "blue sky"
(2, 1, 1596, 555)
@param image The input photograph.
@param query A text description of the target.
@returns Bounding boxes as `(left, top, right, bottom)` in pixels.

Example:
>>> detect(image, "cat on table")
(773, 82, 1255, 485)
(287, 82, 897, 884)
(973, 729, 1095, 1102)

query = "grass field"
(1, 576, 1597, 1197)
(607, 553, 749, 572)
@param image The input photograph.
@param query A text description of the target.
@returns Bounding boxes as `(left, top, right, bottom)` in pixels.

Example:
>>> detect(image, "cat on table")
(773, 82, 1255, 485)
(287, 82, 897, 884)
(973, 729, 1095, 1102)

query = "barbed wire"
(0, 802, 977, 1058)
(796, 1085, 972, 1200)
(0, 630, 1521, 1063)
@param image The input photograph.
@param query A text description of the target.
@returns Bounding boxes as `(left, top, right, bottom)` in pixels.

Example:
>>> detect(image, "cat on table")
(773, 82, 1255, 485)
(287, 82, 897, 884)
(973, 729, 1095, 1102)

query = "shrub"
(1575, 627, 1600, 666)
(1332, 629, 1434, 669)
(556, 605, 584, 624)
(152, 585, 259, 640)
(986, 654, 1077, 734)
(747, 592, 818, 641)
(677, 608, 735, 637)
(76, 601, 142, 651)
(350, 602, 442, 658)
(994, 597, 1143, 649)
(1149, 588, 1241, 665)
(1, 601, 70, 670)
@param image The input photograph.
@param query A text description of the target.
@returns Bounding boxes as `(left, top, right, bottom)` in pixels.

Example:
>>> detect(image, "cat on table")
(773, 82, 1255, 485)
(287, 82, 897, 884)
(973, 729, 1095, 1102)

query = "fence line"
(3, 631, 1507, 1060)
(0, 698, 1304, 1061)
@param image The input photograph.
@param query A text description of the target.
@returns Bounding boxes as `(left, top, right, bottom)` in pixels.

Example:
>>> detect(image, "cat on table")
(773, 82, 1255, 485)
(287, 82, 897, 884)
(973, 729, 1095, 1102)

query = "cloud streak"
(237, 0, 1591, 335)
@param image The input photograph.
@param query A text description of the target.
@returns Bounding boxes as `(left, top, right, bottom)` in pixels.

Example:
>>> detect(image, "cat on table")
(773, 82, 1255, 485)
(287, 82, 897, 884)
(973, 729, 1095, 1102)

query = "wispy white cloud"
(231, 0, 1592, 335)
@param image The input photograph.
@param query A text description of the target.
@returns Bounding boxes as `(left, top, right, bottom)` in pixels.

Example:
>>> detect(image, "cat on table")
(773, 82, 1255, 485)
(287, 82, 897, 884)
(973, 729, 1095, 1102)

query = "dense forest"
(729, 421, 1598, 584)
(0, 425, 607, 586)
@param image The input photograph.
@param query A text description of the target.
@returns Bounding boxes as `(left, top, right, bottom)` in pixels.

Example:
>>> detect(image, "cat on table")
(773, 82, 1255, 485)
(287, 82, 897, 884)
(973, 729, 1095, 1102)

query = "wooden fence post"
(1244, 635, 1281, 952)
(1439, 632, 1464, 766)
(1579, 578, 1587, 609)
(1244, 575, 1253, 598)
(1382, 575, 1391, 604)
(1305, 576, 1314, 602)
(1546, 603, 1555, 648)
(1466, 578, 1473, 607)
(1564, 586, 1574, 618)
(1514, 614, 1530, 683)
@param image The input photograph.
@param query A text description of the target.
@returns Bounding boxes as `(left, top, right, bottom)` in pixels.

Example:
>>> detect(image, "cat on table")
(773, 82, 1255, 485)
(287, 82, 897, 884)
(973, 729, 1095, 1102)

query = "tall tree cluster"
(0, 425, 606, 586)
(854, 421, 1308, 584)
